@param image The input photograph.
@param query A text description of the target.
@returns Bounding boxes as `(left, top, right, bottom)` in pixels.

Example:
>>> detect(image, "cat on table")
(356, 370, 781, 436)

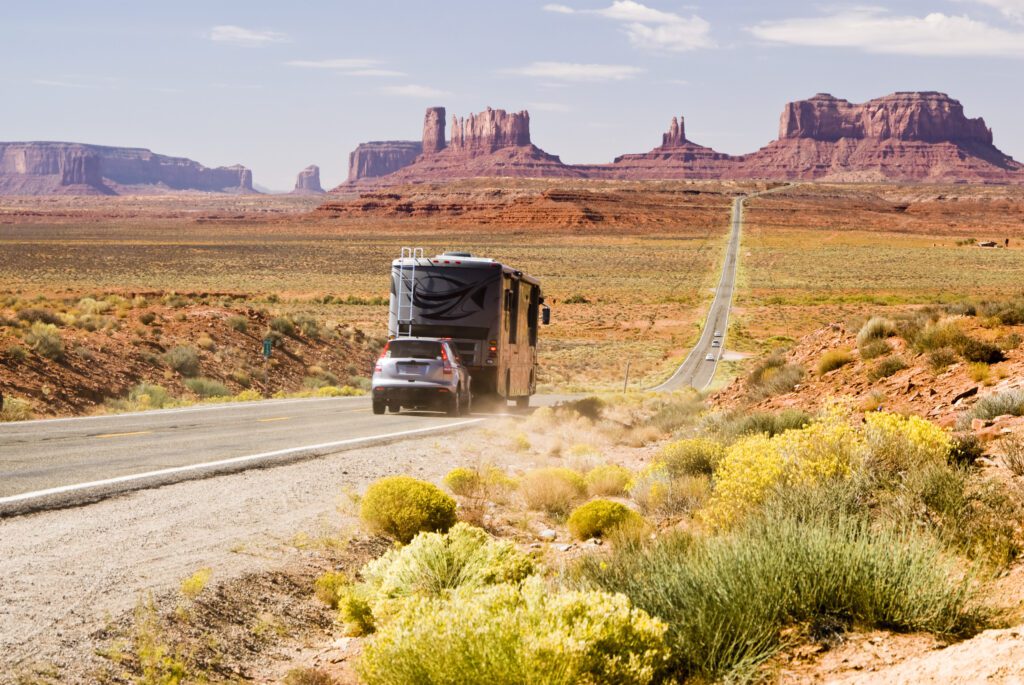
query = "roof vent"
(442, 251, 473, 257)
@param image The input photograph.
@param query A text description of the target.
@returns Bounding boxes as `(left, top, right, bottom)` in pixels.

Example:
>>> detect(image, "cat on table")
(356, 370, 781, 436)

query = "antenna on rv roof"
(442, 251, 473, 257)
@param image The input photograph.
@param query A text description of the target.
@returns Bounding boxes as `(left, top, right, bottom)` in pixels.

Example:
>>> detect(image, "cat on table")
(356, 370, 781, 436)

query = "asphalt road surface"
(653, 194, 745, 392)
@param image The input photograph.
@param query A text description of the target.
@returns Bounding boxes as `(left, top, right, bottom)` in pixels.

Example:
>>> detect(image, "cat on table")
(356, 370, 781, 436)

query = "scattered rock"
(537, 529, 557, 541)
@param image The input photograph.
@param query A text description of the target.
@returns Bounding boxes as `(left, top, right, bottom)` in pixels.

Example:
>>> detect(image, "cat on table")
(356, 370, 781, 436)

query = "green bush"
(314, 570, 349, 609)
(709, 409, 811, 442)
(184, 377, 230, 398)
(357, 577, 669, 685)
(359, 476, 457, 543)
(580, 510, 984, 681)
(913, 319, 967, 352)
(585, 464, 632, 497)
(928, 347, 959, 372)
(629, 465, 710, 516)
(568, 500, 642, 540)
(868, 356, 907, 381)
(521, 467, 587, 515)
(859, 338, 892, 360)
(442, 467, 481, 497)
(818, 349, 854, 374)
(162, 345, 200, 377)
(659, 437, 725, 477)
(961, 389, 1024, 425)
(856, 316, 896, 346)
(25, 322, 64, 360)
(361, 523, 534, 601)
(959, 337, 1005, 364)
(139, 311, 157, 326)
(129, 382, 173, 409)
(978, 297, 1024, 325)
(293, 313, 322, 339)
(17, 307, 62, 325)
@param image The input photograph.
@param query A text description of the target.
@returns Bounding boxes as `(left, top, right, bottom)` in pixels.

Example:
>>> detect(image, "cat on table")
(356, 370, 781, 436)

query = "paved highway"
(653, 194, 745, 391)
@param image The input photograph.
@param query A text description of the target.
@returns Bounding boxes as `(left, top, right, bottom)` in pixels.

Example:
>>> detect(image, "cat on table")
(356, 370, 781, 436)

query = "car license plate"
(399, 363, 424, 375)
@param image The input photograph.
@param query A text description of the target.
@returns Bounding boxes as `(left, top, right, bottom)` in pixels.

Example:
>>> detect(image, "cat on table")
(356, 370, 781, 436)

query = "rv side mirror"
(541, 305, 551, 325)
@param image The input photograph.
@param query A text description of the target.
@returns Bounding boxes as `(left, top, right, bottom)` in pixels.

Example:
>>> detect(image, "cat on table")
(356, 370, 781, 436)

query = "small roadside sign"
(262, 338, 273, 359)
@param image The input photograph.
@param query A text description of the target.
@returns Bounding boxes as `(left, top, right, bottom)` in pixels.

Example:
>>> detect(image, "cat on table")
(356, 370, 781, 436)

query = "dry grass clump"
(162, 345, 200, 377)
(856, 316, 896, 346)
(184, 377, 230, 398)
(0, 396, 33, 422)
(1001, 435, 1024, 477)
(960, 389, 1024, 426)
(283, 668, 338, 685)
(745, 355, 804, 401)
(521, 467, 586, 515)
(25, 322, 64, 360)
(585, 464, 632, 497)
(817, 348, 853, 375)
(629, 467, 710, 516)
(928, 347, 959, 372)
(867, 355, 907, 381)
(859, 338, 891, 360)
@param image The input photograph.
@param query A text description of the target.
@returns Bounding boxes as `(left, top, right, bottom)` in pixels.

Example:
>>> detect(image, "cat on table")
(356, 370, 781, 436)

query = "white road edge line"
(0, 418, 484, 505)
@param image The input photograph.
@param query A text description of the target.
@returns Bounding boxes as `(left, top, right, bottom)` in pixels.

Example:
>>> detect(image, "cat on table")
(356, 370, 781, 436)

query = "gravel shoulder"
(0, 429, 480, 681)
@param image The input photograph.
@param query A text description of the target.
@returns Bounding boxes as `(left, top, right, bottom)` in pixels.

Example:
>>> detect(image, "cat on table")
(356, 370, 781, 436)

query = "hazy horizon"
(4, 0, 1024, 190)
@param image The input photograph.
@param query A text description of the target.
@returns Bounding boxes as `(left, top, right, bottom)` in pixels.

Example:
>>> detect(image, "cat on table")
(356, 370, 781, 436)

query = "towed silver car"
(371, 338, 471, 416)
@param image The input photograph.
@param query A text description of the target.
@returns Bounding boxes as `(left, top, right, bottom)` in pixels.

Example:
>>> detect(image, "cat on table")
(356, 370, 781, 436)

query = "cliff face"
(422, 107, 447, 155)
(292, 164, 324, 194)
(449, 108, 531, 154)
(0, 142, 255, 195)
(347, 141, 423, 182)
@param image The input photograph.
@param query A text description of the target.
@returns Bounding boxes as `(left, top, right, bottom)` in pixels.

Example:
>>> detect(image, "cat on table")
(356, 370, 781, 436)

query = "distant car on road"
(371, 338, 471, 416)
(711, 340, 721, 348)
(705, 353, 715, 361)
(713, 331, 723, 338)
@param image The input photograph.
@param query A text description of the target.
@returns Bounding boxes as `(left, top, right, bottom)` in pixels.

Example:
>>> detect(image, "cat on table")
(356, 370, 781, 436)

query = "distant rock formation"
(0, 142, 255, 195)
(422, 107, 447, 155)
(292, 164, 324, 194)
(347, 141, 423, 182)
(337, 93, 1023, 187)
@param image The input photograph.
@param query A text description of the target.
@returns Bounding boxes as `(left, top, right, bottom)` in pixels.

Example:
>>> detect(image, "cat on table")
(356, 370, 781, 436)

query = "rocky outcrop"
(449, 108, 531, 154)
(0, 142, 255, 195)
(422, 107, 447, 155)
(347, 141, 423, 182)
(292, 164, 324, 194)
(337, 93, 1024, 187)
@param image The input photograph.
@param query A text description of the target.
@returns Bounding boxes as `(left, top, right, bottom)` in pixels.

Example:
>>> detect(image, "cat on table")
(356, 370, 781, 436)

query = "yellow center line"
(95, 430, 153, 439)
(257, 416, 293, 423)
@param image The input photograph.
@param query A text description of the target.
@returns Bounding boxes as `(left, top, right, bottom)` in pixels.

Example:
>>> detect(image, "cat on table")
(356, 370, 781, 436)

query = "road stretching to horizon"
(0, 192, 755, 515)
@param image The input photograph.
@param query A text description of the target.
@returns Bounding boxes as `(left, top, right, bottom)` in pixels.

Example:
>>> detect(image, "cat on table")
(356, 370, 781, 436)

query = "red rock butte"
(338, 92, 1023, 188)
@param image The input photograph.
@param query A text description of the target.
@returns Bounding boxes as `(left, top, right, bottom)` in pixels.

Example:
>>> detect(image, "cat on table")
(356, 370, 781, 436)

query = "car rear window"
(386, 340, 443, 359)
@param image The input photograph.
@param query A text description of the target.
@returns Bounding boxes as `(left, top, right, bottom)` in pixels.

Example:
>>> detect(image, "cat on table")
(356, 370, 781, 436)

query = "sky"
(3, 0, 1024, 191)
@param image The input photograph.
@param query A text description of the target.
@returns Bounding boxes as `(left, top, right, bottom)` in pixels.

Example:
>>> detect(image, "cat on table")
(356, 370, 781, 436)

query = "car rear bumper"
(372, 384, 454, 407)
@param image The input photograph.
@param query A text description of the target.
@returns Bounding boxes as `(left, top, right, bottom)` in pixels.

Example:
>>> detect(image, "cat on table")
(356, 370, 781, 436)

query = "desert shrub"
(284, 668, 338, 685)
(74, 313, 116, 332)
(128, 382, 173, 410)
(361, 523, 533, 602)
(563, 293, 591, 304)
(521, 467, 586, 515)
(746, 356, 804, 401)
(563, 395, 605, 420)
(568, 500, 641, 540)
(303, 370, 340, 389)
(17, 307, 62, 325)
(709, 409, 811, 442)
(647, 392, 704, 434)
(856, 316, 896, 346)
(818, 349, 854, 374)
(179, 568, 211, 600)
(867, 355, 907, 381)
(960, 337, 1005, 364)
(914, 319, 968, 352)
(1002, 332, 1022, 351)
(357, 577, 669, 685)
(580, 510, 984, 682)
(269, 316, 296, 336)
(978, 297, 1024, 325)
(4, 345, 28, 363)
(660, 437, 725, 477)
(314, 385, 362, 397)
(293, 313, 322, 339)
(948, 432, 985, 466)
(442, 467, 480, 497)
(629, 465, 710, 516)
(139, 311, 157, 326)
(968, 362, 991, 384)
(585, 464, 632, 497)
(359, 476, 457, 543)
(1001, 435, 1024, 477)
(962, 389, 1024, 425)
(226, 315, 248, 333)
(0, 396, 33, 422)
(863, 411, 951, 477)
(184, 377, 230, 398)
(162, 345, 200, 377)
(928, 347, 959, 372)
(24, 322, 64, 360)
(313, 571, 350, 609)
(195, 334, 215, 351)
(228, 369, 251, 388)
(233, 389, 262, 402)
(705, 409, 865, 528)
(859, 338, 892, 360)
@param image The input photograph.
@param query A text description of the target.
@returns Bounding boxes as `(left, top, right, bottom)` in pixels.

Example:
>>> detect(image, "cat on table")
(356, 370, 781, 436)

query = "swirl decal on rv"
(411, 273, 492, 321)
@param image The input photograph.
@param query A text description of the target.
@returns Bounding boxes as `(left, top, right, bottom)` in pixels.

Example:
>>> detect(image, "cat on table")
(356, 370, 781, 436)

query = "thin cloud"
(32, 79, 91, 89)
(544, 1, 715, 52)
(379, 84, 451, 98)
(503, 61, 644, 82)
(286, 59, 405, 77)
(208, 25, 288, 46)
(964, 0, 1024, 22)
(528, 101, 573, 112)
(747, 8, 1024, 57)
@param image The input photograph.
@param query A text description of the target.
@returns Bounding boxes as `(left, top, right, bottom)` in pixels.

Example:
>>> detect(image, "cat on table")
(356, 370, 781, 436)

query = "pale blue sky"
(3, 1, 1023, 190)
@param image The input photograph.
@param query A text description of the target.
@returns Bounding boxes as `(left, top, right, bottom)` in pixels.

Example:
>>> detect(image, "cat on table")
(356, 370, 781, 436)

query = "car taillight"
(441, 346, 453, 375)
(374, 363, 382, 373)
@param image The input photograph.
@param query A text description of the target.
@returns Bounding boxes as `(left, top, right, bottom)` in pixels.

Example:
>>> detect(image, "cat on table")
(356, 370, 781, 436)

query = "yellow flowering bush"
(359, 476, 457, 543)
(659, 437, 726, 476)
(629, 463, 710, 515)
(357, 577, 670, 685)
(864, 411, 952, 475)
(705, 409, 866, 527)
(567, 499, 642, 540)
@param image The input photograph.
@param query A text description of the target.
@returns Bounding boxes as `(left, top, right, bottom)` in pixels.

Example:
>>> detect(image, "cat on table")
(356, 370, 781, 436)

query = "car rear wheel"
(447, 390, 461, 417)
(372, 400, 386, 415)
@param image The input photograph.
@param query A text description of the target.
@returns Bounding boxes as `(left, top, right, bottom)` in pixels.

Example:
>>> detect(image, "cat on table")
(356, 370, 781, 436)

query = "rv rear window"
(386, 340, 443, 359)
